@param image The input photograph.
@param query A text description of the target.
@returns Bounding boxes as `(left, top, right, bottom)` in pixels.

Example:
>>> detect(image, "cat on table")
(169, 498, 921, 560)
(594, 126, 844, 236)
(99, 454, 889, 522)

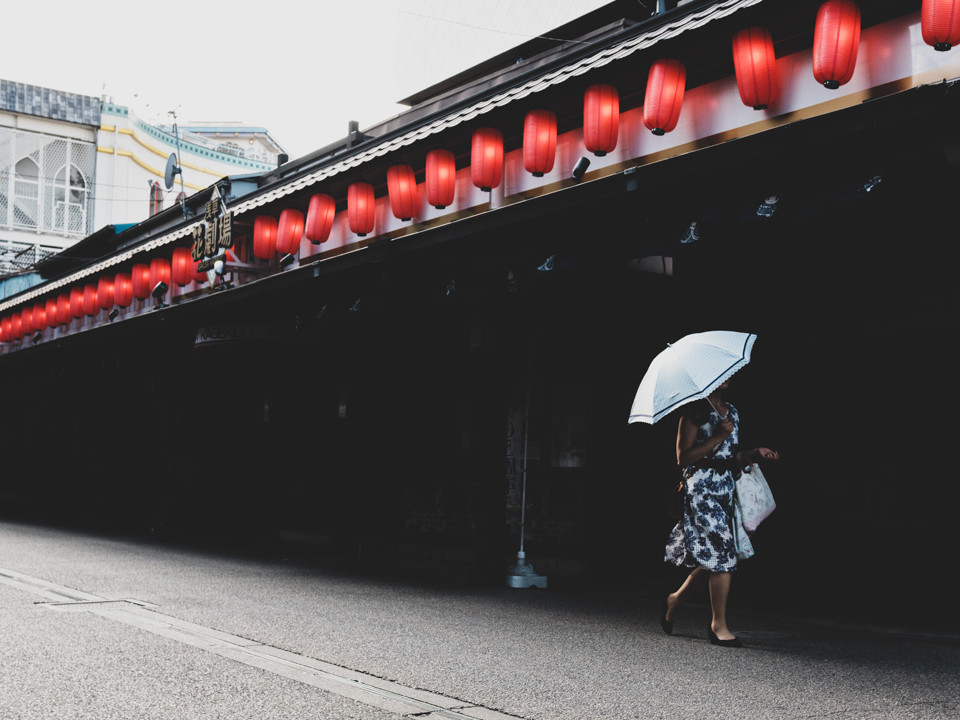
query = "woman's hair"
(681, 400, 713, 425)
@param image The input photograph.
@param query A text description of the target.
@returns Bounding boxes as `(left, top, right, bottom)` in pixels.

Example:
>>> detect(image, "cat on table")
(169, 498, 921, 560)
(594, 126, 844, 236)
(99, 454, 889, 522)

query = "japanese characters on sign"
(192, 188, 233, 272)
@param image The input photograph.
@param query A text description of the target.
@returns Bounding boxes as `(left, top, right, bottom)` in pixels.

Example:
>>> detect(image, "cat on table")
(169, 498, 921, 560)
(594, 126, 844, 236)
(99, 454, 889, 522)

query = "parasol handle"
(706, 395, 729, 420)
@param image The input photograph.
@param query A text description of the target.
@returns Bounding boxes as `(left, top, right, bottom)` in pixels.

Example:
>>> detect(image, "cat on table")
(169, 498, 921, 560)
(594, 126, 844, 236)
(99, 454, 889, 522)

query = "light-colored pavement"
(1, 520, 958, 720)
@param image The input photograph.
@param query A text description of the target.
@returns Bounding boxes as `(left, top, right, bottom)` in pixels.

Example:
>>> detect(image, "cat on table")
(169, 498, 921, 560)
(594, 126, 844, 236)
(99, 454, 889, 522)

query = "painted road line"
(0, 566, 521, 720)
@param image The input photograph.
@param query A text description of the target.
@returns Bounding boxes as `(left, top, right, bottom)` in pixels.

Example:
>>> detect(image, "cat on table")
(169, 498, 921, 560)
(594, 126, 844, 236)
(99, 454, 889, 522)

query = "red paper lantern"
(171, 246, 194, 286)
(277, 208, 305, 255)
(82, 284, 99, 316)
(19, 307, 32, 336)
(471, 127, 503, 191)
(643, 59, 686, 135)
(305, 193, 336, 244)
(57, 294, 71, 325)
(523, 110, 557, 177)
(32, 302, 47, 332)
(583, 84, 619, 156)
(114, 273, 133, 307)
(253, 215, 278, 259)
(348, 182, 375, 236)
(0, 316, 9, 342)
(922, 0, 960, 51)
(732, 27, 778, 110)
(45, 296, 57, 323)
(149, 257, 171, 299)
(425, 150, 456, 209)
(813, 0, 861, 89)
(10, 314, 20, 340)
(98, 276, 115, 310)
(387, 165, 418, 221)
(70, 287, 85, 319)
(131, 263, 152, 300)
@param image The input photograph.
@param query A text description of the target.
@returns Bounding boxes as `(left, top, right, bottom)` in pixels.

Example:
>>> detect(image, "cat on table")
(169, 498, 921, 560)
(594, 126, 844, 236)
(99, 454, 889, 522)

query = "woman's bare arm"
(676, 414, 733, 467)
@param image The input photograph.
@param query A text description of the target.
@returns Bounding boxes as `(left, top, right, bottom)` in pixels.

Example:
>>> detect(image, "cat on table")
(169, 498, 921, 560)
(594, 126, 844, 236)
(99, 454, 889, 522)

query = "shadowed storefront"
(2, 1, 958, 633)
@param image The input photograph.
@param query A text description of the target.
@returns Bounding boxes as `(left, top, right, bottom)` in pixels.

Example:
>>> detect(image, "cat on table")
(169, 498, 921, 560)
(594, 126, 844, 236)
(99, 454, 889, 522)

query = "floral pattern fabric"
(664, 402, 741, 572)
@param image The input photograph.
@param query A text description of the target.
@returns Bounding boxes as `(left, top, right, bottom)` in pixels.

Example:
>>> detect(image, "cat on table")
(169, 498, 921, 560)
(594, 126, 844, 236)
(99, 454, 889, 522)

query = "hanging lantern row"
(4, 0, 956, 345)
(244, 0, 960, 248)
(254, 0, 960, 246)
(0, 247, 213, 343)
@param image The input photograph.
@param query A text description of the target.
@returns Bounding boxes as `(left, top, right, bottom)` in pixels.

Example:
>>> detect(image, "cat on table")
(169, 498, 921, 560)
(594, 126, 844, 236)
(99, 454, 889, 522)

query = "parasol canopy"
(628, 330, 757, 424)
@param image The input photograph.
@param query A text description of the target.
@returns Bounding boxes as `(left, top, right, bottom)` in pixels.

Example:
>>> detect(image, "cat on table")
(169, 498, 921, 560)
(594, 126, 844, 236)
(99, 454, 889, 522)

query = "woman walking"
(661, 379, 779, 647)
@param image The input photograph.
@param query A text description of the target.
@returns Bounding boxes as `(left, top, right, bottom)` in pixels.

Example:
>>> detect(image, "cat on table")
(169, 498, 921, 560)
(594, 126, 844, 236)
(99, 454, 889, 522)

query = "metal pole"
(518, 336, 532, 557)
(505, 335, 547, 588)
(172, 119, 187, 219)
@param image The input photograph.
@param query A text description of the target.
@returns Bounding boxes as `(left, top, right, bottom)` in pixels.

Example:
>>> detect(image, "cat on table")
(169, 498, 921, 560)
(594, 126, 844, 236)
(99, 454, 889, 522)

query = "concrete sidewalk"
(1, 520, 958, 720)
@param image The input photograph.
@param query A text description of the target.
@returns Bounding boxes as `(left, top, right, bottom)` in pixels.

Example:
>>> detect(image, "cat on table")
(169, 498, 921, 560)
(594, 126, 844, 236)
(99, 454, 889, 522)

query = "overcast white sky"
(3, 0, 610, 159)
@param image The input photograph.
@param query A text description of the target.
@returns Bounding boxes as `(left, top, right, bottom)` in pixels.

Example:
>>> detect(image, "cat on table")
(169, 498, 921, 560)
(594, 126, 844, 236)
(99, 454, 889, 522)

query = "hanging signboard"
(192, 186, 234, 278)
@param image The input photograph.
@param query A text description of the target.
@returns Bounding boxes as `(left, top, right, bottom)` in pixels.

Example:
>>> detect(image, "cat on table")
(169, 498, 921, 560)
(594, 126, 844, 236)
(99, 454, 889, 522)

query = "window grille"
(0, 126, 95, 238)
(13, 158, 39, 229)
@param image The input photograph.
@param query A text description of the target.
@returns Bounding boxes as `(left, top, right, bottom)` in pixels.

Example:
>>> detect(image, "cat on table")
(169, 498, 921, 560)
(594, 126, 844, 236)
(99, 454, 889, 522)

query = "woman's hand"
(716, 418, 734, 440)
(738, 447, 780, 466)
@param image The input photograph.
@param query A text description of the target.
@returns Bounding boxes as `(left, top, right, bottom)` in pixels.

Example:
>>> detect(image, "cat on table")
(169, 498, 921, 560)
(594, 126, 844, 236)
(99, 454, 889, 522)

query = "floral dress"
(664, 402, 741, 572)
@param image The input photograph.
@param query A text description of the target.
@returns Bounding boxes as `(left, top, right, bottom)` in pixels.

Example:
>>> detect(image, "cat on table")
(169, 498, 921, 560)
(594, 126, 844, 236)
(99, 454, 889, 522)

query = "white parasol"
(628, 330, 757, 424)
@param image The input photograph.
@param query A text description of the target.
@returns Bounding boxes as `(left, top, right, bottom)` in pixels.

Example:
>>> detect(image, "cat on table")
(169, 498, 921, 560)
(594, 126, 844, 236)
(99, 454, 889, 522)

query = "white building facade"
(94, 103, 283, 228)
(1, 79, 282, 282)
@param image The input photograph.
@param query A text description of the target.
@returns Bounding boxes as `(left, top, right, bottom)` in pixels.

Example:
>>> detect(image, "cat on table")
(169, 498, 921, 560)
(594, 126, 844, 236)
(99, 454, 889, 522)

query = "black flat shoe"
(659, 597, 673, 635)
(708, 628, 743, 648)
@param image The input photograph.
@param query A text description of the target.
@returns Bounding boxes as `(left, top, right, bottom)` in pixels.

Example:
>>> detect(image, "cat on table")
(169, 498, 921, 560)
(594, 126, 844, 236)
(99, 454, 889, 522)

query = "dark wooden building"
(2, 0, 958, 632)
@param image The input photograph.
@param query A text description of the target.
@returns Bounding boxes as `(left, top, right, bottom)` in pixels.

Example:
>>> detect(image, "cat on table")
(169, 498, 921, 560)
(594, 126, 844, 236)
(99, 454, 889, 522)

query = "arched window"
(52, 163, 88, 234)
(13, 157, 40, 229)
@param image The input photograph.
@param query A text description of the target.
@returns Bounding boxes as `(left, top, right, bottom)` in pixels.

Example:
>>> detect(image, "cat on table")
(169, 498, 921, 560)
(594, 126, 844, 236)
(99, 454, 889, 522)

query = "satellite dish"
(164, 152, 181, 190)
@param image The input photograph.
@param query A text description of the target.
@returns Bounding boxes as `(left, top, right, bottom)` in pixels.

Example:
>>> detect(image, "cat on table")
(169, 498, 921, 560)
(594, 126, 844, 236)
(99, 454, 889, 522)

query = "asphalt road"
(1, 520, 957, 720)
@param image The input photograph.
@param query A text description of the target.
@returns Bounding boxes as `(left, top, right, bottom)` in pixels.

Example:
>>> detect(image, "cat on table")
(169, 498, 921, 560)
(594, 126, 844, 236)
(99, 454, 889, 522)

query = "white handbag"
(733, 503, 755, 560)
(736, 463, 775, 533)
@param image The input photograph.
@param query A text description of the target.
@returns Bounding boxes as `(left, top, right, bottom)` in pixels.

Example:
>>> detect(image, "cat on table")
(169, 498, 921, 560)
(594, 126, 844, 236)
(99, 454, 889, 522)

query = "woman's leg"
(665, 567, 708, 621)
(708, 571, 736, 640)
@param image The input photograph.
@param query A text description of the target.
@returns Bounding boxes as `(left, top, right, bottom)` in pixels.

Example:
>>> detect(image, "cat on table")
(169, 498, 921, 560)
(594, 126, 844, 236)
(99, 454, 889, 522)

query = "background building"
(94, 103, 283, 228)
(1, 79, 282, 290)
